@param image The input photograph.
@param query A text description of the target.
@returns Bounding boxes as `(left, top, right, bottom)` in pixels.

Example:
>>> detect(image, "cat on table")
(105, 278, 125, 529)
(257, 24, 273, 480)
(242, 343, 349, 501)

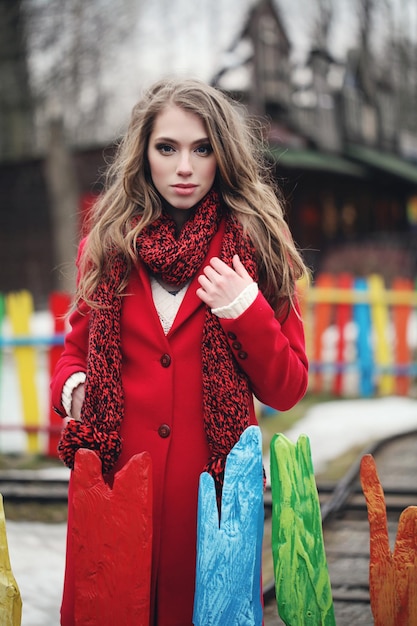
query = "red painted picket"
(392, 277, 414, 396)
(333, 273, 354, 396)
(309, 273, 335, 394)
(72, 449, 152, 625)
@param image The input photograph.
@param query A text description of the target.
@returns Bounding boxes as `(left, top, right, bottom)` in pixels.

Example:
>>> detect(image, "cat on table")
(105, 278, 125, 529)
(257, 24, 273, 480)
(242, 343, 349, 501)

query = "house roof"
(346, 144, 417, 185)
(267, 143, 417, 183)
(227, 0, 290, 54)
(213, 0, 290, 88)
(267, 146, 367, 177)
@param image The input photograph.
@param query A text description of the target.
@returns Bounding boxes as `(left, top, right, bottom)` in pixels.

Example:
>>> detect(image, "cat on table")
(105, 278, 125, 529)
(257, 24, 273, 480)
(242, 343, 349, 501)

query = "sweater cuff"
(62, 372, 86, 417)
(212, 282, 258, 319)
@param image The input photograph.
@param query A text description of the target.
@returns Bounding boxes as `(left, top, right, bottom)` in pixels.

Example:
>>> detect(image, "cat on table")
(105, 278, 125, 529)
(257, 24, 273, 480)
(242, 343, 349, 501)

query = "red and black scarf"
(58, 189, 259, 494)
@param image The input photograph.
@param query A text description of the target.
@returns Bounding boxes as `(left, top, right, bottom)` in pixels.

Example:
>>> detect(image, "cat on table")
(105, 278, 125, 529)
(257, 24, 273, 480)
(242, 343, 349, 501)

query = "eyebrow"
(152, 136, 211, 145)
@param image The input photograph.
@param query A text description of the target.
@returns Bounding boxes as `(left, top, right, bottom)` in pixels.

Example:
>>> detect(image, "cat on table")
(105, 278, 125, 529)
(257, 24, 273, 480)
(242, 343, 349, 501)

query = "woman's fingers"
(197, 256, 254, 309)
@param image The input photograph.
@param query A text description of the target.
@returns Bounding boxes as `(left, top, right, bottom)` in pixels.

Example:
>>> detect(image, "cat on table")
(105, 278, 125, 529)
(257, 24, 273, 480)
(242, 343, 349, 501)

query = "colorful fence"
(0, 291, 70, 457)
(2, 427, 416, 624)
(0, 274, 416, 456)
(299, 273, 417, 398)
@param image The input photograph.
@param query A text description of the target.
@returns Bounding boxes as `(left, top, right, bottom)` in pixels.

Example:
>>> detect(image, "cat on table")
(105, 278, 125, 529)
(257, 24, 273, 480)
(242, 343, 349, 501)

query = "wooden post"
(392, 277, 413, 396)
(44, 117, 79, 295)
(6, 291, 40, 453)
(353, 277, 374, 397)
(333, 273, 353, 396)
(360, 454, 417, 626)
(311, 273, 334, 394)
(0, 494, 22, 626)
(72, 449, 152, 626)
(368, 274, 394, 395)
(193, 426, 264, 626)
(270, 433, 335, 626)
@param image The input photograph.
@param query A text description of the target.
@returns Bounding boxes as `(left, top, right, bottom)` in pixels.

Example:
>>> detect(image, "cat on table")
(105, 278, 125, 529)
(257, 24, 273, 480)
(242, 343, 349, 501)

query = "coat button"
(238, 351, 248, 360)
(158, 424, 171, 438)
(232, 341, 242, 350)
(227, 331, 237, 340)
(160, 353, 171, 367)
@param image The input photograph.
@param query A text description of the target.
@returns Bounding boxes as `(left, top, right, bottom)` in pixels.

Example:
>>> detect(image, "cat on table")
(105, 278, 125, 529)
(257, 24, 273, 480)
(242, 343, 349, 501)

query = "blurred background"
(0, 0, 416, 458)
(1, 0, 417, 300)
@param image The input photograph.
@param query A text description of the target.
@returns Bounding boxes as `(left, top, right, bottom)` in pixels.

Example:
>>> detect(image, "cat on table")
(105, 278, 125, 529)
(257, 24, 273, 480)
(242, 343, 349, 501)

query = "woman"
(51, 77, 309, 625)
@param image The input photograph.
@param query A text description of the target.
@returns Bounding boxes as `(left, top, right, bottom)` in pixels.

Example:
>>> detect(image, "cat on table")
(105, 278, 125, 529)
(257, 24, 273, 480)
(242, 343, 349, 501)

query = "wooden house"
(214, 0, 417, 281)
(0, 146, 107, 307)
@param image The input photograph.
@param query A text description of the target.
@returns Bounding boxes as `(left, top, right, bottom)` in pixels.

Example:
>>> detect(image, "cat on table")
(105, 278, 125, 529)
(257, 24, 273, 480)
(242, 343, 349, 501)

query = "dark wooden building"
(214, 0, 417, 282)
(0, 147, 107, 307)
(1, 0, 417, 306)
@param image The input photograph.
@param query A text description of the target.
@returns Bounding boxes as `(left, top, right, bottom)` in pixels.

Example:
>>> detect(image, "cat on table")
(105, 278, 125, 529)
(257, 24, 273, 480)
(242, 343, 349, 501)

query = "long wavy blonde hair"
(77, 77, 308, 310)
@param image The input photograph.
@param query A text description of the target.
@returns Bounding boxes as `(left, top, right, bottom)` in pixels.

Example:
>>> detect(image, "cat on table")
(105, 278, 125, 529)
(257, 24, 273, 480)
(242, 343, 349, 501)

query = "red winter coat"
(51, 221, 308, 626)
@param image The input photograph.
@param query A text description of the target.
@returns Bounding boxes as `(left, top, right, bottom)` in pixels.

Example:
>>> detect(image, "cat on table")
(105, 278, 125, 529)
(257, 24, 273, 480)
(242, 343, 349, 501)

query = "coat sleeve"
(50, 302, 90, 416)
(218, 291, 308, 411)
(50, 240, 90, 416)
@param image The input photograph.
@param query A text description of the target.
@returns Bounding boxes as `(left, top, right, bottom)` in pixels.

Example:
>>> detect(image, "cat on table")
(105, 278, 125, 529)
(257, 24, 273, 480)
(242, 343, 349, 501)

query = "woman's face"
(147, 105, 217, 211)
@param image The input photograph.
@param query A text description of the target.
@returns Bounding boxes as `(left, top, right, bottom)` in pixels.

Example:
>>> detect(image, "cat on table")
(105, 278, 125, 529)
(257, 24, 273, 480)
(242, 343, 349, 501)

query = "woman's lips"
(172, 184, 198, 196)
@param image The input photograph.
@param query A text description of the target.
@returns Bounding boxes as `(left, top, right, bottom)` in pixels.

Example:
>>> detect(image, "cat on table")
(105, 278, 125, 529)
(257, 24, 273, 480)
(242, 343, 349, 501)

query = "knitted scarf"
(58, 189, 259, 494)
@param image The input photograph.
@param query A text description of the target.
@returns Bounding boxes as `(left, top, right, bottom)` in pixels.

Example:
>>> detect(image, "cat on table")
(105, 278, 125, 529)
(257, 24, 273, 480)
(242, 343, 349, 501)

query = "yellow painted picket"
(6, 291, 40, 453)
(0, 495, 21, 626)
(368, 274, 394, 395)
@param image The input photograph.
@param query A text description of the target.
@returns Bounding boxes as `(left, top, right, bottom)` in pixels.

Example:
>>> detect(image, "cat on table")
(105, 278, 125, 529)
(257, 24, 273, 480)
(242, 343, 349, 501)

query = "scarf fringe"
(58, 419, 122, 474)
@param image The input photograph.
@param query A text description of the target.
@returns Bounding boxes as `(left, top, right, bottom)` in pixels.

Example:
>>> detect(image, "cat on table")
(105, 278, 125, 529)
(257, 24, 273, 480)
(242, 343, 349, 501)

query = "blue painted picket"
(193, 426, 264, 626)
(353, 277, 374, 397)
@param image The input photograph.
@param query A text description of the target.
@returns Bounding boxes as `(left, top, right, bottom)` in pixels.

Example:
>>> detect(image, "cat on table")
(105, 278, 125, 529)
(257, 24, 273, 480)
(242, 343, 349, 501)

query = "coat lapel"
(167, 219, 226, 337)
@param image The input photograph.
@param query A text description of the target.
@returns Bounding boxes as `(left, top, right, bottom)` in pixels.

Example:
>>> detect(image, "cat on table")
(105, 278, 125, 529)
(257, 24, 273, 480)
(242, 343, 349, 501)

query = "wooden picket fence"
(0, 273, 416, 456)
(2, 427, 416, 624)
(0, 291, 70, 457)
(299, 273, 417, 398)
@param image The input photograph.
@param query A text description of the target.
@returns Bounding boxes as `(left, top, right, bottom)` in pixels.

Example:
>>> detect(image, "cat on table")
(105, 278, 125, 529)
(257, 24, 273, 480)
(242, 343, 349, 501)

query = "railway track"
(0, 468, 69, 503)
(1, 430, 417, 624)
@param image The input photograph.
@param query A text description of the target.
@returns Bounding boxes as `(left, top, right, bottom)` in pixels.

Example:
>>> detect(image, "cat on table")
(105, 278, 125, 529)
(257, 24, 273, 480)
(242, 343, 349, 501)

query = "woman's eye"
(195, 144, 213, 156)
(156, 144, 174, 154)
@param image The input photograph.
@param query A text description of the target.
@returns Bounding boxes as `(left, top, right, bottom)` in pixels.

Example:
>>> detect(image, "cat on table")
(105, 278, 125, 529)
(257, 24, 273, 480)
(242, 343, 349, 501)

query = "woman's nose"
(176, 151, 192, 175)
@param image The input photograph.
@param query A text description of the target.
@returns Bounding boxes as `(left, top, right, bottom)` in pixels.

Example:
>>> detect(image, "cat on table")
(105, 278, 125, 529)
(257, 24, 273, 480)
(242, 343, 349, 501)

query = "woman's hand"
(196, 254, 254, 309)
(71, 383, 85, 422)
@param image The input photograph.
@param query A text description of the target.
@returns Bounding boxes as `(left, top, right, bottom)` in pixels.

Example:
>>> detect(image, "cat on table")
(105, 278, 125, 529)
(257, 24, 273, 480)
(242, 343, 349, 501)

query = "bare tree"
(382, 0, 417, 139)
(22, 0, 139, 149)
(44, 117, 80, 294)
(311, 0, 334, 52)
(17, 0, 141, 293)
(0, 0, 34, 159)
